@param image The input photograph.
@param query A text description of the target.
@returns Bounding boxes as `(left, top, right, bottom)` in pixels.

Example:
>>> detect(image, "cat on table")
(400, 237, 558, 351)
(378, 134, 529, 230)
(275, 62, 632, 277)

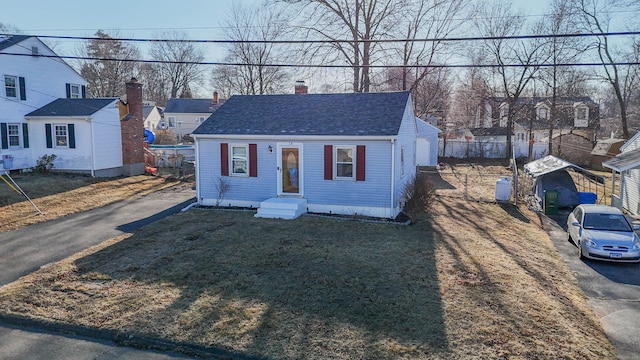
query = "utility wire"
(2, 52, 640, 68)
(3, 31, 640, 44)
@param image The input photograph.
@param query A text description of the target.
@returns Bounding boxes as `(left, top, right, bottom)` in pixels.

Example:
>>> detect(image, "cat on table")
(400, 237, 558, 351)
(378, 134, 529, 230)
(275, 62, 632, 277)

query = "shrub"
(31, 154, 57, 174)
(401, 173, 436, 223)
(154, 130, 178, 145)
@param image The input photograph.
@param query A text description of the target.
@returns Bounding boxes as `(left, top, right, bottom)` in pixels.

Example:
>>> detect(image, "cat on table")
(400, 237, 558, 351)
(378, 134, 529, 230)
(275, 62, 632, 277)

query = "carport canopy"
(602, 149, 640, 172)
(524, 155, 604, 184)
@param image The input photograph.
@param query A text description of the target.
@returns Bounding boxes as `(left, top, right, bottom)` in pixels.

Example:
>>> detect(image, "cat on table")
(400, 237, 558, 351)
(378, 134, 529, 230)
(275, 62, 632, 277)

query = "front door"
(278, 143, 303, 196)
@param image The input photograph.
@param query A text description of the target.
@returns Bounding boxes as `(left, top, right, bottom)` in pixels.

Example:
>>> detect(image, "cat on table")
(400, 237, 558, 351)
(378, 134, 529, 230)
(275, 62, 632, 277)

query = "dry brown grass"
(0, 162, 617, 359)
(0, 173, 180, 233)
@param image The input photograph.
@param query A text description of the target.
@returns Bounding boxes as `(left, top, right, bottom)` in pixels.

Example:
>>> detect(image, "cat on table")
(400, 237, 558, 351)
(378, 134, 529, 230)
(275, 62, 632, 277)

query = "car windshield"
(583, 213, 632, 232)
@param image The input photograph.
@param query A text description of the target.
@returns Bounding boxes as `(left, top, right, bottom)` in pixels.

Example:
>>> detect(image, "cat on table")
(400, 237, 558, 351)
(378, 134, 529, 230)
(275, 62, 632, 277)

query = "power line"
(1, 51, 639, 69)
(3, 30, 640, 45)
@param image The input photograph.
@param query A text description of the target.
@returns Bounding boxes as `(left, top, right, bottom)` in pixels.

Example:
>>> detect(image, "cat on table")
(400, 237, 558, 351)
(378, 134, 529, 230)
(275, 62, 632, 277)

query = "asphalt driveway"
(542, 209, 640, 360)
(0, 183, 197, 359)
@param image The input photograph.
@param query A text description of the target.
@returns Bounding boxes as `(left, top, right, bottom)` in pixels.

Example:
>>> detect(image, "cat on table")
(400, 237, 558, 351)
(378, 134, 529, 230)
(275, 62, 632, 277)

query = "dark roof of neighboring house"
(164, 98, 222, 114)
(193, 91, 411, 136)
(0, 35, 31, 51)
(470, 127, 510, 136)
(25, 98, 117, 117)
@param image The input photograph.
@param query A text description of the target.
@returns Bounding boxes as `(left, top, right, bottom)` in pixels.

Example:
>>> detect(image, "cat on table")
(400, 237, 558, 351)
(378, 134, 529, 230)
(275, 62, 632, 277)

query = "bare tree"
(573, 0, 639, 138)
(284, 0, 403, 92)
(138, 63, 169, 106)
(474, 0, 548, 159)
(211, 2, 291, 95)
(79, 30, 140, 97)
(150, 30, 204, 99)
(536, 0, 586, 154)
(391, 0, 467, 92)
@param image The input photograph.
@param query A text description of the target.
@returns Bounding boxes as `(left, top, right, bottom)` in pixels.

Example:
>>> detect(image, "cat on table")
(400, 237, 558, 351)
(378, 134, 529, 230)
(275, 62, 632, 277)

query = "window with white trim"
(168, 116, 176, 128)
(537, 107, 548, 121)
(69, 84, 81, 99)
(7, 124, 21, 147)
(4, 75, 17, 98)
(54, 124, 69, 147)
(574, 106, 588, 127)
(334, 145, 354, 179)
(230, 144, 248, 176)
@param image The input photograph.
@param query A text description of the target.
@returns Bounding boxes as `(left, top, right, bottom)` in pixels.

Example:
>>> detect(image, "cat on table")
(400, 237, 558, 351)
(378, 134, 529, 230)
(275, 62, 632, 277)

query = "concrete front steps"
(255, 198, 307, 220)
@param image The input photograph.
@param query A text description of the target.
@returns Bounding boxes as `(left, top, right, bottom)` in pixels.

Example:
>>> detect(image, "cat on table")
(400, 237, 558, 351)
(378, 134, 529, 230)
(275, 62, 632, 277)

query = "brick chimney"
(294, 80, 308, 94)
(213, 91, 219, 104)
(121, 78, 145, 176)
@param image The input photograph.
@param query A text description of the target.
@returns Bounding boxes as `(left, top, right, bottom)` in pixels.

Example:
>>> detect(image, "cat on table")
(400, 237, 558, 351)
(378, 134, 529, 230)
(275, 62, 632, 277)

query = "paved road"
(542, 210, 640, 360)
(0, 184, 197, 359)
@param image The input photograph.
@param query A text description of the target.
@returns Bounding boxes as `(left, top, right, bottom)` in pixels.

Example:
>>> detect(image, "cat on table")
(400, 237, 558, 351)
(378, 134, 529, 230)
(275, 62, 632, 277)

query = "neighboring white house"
(162, 93, 223, 139)
(0, 35, 87, 170)
(24, 98, 124, 177)
(143, 105, 164, 130)
(0, 35, 145, 176)
(603, 133, 640, 215)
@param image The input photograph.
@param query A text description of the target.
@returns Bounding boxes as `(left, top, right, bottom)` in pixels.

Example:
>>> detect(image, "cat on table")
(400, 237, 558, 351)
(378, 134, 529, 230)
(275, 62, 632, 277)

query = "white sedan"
(567, 204, 640, 263)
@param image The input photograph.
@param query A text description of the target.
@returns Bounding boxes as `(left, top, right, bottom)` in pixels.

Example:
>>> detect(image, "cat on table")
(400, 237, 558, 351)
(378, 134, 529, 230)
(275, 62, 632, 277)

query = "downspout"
(194, 138, 200, 204)
(83, 117, 95, 177)
(390, 138, 395, 218)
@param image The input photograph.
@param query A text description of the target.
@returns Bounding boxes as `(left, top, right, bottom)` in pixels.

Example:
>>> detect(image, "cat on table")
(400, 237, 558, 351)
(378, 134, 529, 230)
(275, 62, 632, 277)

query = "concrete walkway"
(0, 183, 197, 359)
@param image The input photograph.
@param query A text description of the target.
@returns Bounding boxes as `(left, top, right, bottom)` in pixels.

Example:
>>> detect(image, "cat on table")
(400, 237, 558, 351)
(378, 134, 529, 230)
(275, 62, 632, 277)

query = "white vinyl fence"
(438, 139, 548, 160)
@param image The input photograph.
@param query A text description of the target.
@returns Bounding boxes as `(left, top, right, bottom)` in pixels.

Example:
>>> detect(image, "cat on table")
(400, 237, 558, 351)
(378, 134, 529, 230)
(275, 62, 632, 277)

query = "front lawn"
(0, 196, 616, 359)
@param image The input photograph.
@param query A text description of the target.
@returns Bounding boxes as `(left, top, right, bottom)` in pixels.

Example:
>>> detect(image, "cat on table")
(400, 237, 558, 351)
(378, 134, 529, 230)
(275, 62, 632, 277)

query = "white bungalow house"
(143, 105, 164, 131)
(192, 91, 419, 219)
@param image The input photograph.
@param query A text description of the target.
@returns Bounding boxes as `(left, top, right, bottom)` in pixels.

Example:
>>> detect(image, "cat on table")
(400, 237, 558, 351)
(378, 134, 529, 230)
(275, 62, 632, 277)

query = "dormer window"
(574, 104, 589, 127)
(537, 107, 549, 121)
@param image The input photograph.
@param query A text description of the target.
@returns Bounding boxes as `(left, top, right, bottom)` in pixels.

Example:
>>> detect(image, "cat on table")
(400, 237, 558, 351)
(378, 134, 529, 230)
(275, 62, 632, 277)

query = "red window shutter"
(324, 145, 333, 180)
(356, 145, 366, 181)
(249, 144, 258, 177)
(220, 143, 229, 176)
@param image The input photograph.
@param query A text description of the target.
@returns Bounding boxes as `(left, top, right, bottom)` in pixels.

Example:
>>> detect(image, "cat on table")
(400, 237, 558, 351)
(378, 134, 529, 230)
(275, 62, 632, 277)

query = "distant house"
(192, 91, 419, 219)
(472, 97, 599, 144)
(468, 127, 510, 142)
(0, 35, 145, 176)
(143, 105, 164, 131)
(162, 92, 224, 139)
(603, 133, 640, 215)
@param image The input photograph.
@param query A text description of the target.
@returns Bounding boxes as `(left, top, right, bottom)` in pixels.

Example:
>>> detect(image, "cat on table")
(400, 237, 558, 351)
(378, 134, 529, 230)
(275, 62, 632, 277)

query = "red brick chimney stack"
(295, 80, 308, 94)
(213, 91, 219, 104)
(121, 78, 145, 176)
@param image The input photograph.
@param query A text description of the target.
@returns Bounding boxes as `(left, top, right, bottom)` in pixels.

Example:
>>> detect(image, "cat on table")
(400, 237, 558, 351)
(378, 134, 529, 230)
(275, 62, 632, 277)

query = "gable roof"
(602, 149, 640, 172)
(143, 105, 162, 119)
(0, 35, 31, 51)
(193, 91, 411, 137)
(164, 98, 222, 114)
(25, 98, 118, 117)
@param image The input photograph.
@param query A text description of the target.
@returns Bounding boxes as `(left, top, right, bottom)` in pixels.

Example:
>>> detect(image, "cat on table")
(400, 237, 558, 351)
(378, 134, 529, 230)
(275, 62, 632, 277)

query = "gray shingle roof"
(470, 127, 510, 136)
(193, 91, 411, 136)
(164, 98, 221, 114)
(25, 98, 117, 117)
(0, 35, 31, 51)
